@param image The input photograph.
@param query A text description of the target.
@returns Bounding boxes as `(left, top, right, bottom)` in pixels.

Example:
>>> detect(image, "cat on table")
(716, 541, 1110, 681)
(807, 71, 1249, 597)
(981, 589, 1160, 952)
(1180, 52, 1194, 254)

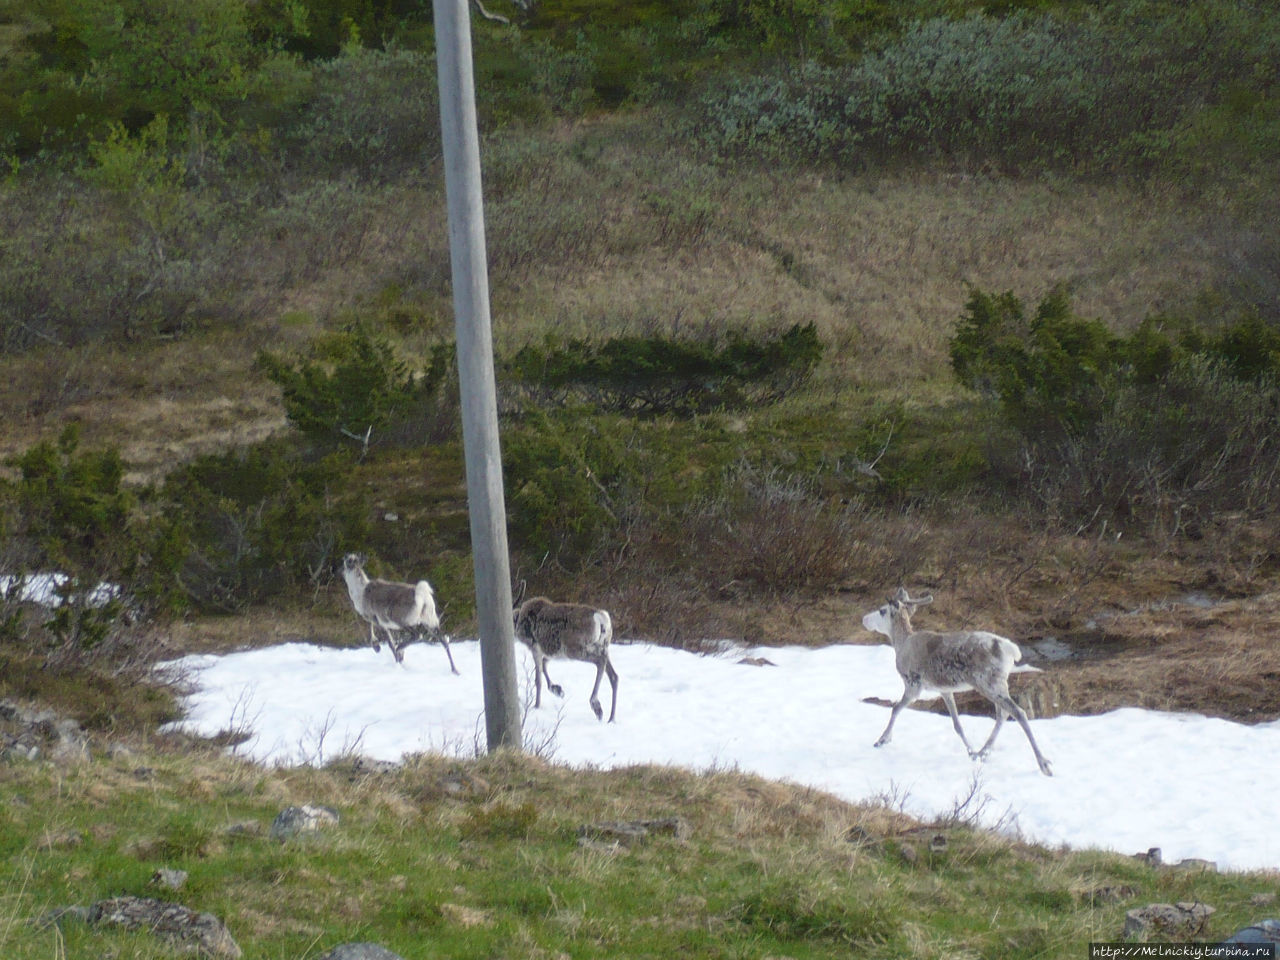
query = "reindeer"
(861, 588, 1052, 776)
(512, 589, 618, 722)
(341, 553, 458, 674)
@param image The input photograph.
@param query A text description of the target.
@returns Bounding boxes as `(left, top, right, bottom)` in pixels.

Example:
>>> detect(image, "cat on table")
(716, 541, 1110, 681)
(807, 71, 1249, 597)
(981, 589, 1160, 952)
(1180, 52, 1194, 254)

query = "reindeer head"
(342, 553, 367, 574)
(861, 587, 934, 638)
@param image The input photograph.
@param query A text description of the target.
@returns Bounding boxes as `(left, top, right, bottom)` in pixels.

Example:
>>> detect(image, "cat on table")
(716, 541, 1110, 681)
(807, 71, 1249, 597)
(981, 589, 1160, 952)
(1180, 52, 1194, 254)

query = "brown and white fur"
(513, 596, 617, 722)
(341, 553, 458, 674)
(862, 588, 1052, 776)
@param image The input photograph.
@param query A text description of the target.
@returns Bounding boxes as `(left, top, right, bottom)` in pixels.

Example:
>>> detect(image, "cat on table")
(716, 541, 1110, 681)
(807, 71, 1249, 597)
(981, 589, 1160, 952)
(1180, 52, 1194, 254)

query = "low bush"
(696, 3, 1280, 174)
(504, 322, 822, 415)
(950, 287, 1280, 532)
(157, 444, 371, 612)
(257, 323, 458, 454)
(0, 426, 182, 668)
(277, 44, 441, 182)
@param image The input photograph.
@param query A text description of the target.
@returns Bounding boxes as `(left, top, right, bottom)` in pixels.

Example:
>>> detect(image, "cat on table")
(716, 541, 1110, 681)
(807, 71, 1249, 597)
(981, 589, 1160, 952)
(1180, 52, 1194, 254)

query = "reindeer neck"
(888, 610, 915, 646)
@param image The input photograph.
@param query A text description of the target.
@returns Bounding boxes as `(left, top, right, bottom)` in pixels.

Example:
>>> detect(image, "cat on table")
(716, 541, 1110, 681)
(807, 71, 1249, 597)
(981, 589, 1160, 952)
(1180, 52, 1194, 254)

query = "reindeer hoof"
(548, 684, 564, 698)
(873, 738, 889, 749)
(1039, 760, 1054, 777)
(590, 701, 603, 721)
(372, 642, 382, 652)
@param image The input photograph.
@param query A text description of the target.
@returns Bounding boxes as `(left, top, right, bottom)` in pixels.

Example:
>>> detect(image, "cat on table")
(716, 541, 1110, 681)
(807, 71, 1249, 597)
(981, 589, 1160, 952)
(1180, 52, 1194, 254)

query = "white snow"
(161, 638, 1280, 872)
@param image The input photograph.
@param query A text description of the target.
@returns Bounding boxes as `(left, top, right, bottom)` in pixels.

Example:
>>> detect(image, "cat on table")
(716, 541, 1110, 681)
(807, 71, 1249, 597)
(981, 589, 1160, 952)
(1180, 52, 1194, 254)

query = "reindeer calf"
(513, 596, 618, 722)
(342, 553, 458, 674)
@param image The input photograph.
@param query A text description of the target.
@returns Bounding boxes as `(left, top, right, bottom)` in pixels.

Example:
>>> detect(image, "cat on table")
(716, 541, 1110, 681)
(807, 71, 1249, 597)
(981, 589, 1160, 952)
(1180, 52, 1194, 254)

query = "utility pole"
(434, 0, 522, 751)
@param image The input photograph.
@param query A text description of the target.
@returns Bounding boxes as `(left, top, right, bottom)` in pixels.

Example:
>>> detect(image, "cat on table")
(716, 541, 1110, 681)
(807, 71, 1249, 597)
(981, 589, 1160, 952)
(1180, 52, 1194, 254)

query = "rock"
(1220, 919, 1280, 945)
(90, 896, 241, 958)
(1131, 847, 1163, 867)
(151, 868, 189, 891)
(315, 945, 406, 960)
(1251, 894, 1278, 908)
(1124, 902, 1215, 940)
(577, 817, 691, 846)
(225, 819, 263, 838)
(270, 805, 340, 841)
(737, 657, 776, 667)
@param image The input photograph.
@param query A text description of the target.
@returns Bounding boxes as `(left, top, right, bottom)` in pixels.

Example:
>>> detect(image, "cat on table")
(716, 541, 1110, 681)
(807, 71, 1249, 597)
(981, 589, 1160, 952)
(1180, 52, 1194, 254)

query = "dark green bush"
(951, 287, 1280, 531)
(950, 287, 1119, 438)
(504, 322, 822, 415)
(0, 426, 186, 660)
(158, 444, 371, 612)
(1020, 355, 1280, 533)
(257, 324, 458, 453)
(501, 408, 636, 561)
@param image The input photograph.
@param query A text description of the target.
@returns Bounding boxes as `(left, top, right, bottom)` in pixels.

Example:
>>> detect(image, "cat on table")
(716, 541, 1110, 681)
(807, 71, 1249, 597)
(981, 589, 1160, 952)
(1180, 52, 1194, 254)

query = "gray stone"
(1220, 919, 1280, 945)
(1131, 847, 1162, 866)
(270, 804, 340, 841)
(90, 896, 241, 958)
(151, 868, 189, 891)
(577, 817, 691, 846)
(1124, 902, 1215, 940)
(315, 944, 406, 960)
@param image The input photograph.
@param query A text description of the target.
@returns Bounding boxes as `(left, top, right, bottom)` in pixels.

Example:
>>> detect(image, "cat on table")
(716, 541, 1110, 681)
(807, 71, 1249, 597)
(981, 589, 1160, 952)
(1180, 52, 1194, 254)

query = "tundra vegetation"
(0, 0, 1279, 953)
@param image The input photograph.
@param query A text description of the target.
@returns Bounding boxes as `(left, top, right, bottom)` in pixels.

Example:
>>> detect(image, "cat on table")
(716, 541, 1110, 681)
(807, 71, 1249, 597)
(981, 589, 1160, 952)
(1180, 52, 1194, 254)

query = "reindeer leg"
(437, 631, 459, 675)
(875, 679, 921, 748)
(604, 657, 618, 723)
(368, 623, 382, 653)
(940, 692, 978, 758)
(542, 659, 563, 698)
(588, 660, 605, 721)
(389, 628, 405, 664)
(993, 693, 1053, 777)
(533, 647, 545, 708)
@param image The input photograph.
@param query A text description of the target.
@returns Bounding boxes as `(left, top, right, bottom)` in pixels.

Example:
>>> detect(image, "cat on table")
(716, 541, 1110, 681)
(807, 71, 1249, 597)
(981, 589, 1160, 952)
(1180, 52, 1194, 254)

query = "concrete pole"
(433, 0, 522, 751)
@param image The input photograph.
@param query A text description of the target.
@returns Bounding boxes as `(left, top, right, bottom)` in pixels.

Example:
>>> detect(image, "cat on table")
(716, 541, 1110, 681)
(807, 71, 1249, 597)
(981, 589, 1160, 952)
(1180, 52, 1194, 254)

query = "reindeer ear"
(893, 587, 911, 602)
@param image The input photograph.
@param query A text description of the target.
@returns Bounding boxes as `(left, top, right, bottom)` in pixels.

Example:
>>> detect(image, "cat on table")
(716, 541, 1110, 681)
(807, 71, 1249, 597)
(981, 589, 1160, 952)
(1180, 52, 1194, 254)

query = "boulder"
(89, 896, 241, 958)
(315, 944, 406, 960)
(1124, 902, 1215, 940)
(270, 805, 340, 841)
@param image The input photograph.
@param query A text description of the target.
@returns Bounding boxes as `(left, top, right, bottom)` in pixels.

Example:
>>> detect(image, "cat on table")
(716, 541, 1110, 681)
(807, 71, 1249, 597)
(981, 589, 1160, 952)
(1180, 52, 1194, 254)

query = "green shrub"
(278, 44, 441, 181)
(257, 323, 458, 454)
(696, 3, 1280, 173)
(158, 444, 371, 611)
(1021, 355, 1280, 533)
(501, 408, 634, 561)
(951, 287, 1280, 531)
(0, 426, 185, 661)
(950, 287, 1119, 438)
(504, 322, 822, 415)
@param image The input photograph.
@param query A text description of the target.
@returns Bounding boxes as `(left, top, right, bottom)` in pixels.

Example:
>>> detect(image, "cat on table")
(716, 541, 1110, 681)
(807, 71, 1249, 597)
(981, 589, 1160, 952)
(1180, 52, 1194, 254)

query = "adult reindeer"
(862, 588, 1052, 776)
(512, 583, 618, 722)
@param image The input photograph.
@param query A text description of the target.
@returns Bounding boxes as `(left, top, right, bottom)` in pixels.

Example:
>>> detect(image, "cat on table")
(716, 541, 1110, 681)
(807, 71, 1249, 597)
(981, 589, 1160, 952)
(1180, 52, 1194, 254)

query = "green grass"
(1, 747, 1276, 959)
